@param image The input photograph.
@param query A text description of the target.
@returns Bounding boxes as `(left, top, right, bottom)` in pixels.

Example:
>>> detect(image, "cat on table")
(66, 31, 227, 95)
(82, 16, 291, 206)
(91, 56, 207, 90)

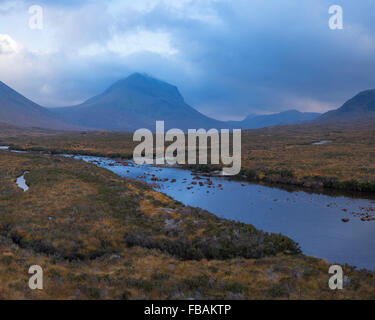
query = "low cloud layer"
(0, 0, 375, 120)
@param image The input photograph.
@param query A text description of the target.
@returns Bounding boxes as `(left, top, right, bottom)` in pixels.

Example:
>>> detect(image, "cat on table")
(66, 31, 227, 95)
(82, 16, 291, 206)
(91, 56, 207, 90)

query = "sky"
(0, 0, 375, 120)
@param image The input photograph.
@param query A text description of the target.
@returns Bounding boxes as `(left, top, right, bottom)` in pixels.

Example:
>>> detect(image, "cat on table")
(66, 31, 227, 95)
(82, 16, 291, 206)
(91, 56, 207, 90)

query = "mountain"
(318, 89, 375, 122)
(52, 73, 226, 131)
(0, 81, 76, 130)
(228, 110, 321, 129)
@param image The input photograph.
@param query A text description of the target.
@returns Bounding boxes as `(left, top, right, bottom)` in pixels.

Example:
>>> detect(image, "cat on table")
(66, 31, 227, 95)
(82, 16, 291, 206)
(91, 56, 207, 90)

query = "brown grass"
(3, 120, 375, 189)
(0, 149, 374, 299)
(1, 122, 375, 299)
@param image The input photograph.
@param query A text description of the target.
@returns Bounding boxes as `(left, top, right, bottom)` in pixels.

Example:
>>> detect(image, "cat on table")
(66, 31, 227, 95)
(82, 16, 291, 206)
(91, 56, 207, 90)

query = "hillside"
(0, 81, 77, 130)
(229, 110, 320, 129)
(52, 73, 226, 131)
(318, 89, 375, 122)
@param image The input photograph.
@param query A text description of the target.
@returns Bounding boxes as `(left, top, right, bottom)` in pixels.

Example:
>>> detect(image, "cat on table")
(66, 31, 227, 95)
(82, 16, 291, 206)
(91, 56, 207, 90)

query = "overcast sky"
(1, 0, 375, 120)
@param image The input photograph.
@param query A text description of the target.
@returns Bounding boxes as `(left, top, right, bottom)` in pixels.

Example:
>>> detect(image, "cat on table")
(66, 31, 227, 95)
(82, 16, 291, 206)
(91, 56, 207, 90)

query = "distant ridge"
(3, 73, 374, 132)
(317, 89, 375, 123)
(0, 81, 78, 130)
(228, 110, 321, 129)
(52, 73, 227, 131)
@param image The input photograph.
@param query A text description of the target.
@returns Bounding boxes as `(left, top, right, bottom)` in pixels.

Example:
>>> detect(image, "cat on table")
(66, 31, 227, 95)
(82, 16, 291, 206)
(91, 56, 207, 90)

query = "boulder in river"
(361, 216, 375, 222)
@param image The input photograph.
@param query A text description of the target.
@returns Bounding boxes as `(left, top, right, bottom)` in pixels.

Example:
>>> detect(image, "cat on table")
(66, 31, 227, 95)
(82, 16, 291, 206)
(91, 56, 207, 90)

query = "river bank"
(186, 164, 375, 194)
(2, 146, 375, 299)
(68, 154, 375, 270)
(4, 142, 375, 196)
(3, 145, 375, 269)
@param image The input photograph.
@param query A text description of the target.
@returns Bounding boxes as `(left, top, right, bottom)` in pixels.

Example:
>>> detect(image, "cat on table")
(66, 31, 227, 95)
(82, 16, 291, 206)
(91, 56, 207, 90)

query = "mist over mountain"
(2, 72, 375, 132)
(229, 110, 321, 129)
(1, 74, 321, 132)
(317, 89, 375, 123)
(52, 73, 226, 131)
(0, 81, 76, 130)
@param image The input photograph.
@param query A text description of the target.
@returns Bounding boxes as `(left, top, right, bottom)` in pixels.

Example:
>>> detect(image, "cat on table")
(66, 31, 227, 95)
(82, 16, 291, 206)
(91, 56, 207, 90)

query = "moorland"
(3, 118, 375, 193)
(1, 121, 375, 299)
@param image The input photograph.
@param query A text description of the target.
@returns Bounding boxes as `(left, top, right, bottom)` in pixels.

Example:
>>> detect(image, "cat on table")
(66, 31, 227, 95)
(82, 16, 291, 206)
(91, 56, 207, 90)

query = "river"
(70, 155, 375, 270)
(3, 145, 375, 270)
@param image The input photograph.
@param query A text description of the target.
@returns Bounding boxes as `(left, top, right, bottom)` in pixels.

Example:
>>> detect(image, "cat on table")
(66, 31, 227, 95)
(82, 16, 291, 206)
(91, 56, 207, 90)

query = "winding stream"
(73, 155, 375, 270)
(3, 145, 375, 269)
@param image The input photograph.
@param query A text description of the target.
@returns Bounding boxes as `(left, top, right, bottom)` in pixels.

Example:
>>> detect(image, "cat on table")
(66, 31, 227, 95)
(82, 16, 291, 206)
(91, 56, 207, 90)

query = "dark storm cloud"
(1, 0, 375, 119)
